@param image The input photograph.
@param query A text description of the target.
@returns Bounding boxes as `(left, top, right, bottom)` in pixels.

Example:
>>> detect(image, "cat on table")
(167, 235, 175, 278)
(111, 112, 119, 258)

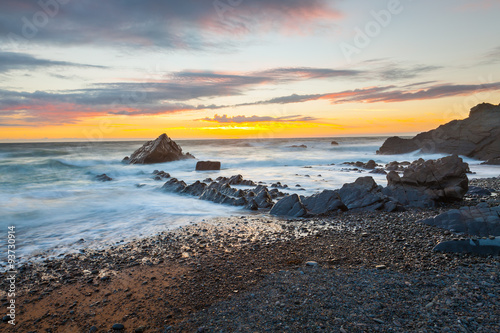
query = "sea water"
(1, 137, 499, 264)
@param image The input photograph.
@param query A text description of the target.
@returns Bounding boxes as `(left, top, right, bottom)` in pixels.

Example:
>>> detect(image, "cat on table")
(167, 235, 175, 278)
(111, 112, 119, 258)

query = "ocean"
(1, 136, 499, 266)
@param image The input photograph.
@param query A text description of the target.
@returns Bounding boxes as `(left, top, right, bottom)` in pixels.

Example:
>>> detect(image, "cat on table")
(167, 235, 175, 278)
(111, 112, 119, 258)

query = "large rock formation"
(383, 155, 469, 207)
(377, 103, 500, 163)
(124, 133, 195, 164)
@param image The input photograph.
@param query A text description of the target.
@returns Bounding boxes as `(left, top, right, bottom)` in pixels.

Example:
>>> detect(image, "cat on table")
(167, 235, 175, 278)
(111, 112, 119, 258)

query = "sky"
(0, 0, 499, 141)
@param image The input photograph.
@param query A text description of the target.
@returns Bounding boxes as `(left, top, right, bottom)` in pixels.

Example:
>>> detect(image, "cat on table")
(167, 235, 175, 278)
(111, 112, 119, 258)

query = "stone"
(433, 238, 500, 256)
(270, 194, 307, 217)
(338, 177, 389, 211)
(152, 170, 170, 180)
(162, 178, 187, 193)
(124, 133, 195, 164)
(383, 155, 469, 207)
(300, 190, 347, 215)
(289, 144, 307, 148)
(331, 141, 339, 145)
(306, 261, 318, 266)
(96, 174, 112, 182)
(196, 161, 221, 171)
(377, 103, 500, 162)
(419, 204, 500, 237)
(89, 327, 98, 333)
(182, 181, 207, 196)
(112, 323, 125, 330)
(467, 186, 492, 197)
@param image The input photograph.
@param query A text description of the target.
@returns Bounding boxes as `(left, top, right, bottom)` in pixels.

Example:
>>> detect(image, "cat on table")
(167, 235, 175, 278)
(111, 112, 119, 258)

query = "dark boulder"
(420, 204, 500, 237)
(96, 174, 113, 182)
(162, 178, 187, 193)
(467, 186, 492, 197)
(270, 194, 307, 217)
(331, 141, 339, 145)
(433, 238, 500, 256)
(300, 190, 346, 215)
(182, 181, 207, 196)
(152, 170, 170, 180)
(377, 103, 500, 162)
(384, 155, 469, 206)
(338, 176, 390, 211)
(124, 133, 195, 164)
(196, 161, 221, 171)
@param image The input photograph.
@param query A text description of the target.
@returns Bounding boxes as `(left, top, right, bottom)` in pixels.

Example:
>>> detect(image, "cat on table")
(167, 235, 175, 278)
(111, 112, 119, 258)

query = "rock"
(89, 327, 98, 333)
(289, 145, 307, 148)
(252, 185, 274, 209)
(383, 155, 469, 207)
(162, 178, 187, 193)
(331, 141, 339, 145)
(112, 323, 125, 330)
(270, 194, 307, 217)
(338, 177, 390, 211)
(420, 204, 500, 236)
(124, 133, 195, 164)
(305, 261, 318, 266)
(135, 327, 146, 333)
(95, 174, 113, 182)
(433, 238, 500, 256)
(152, 170, 170, 180)
(182, 181, 207, 196)
(365, 160, 377, 169)
(467, 186, 492, 197)
(377, 103, 500, 162)
(369, 168, 387, 175)
(2, 315, 10, 322)
(343, 160, 378, 170)
(300, 190, 346, 215)
(196, 161, 221, 171)
(375, 265, 387, 270)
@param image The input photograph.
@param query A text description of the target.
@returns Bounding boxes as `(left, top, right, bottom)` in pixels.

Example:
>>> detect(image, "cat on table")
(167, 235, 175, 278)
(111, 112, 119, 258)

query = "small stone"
(306, 261, 318, 267)
(375, 265, 387, 270)
(89, 327, 98, 333)
(2, 315, 10, 322)
(112, 323, 125, 330)
(135, 327, 146, 333)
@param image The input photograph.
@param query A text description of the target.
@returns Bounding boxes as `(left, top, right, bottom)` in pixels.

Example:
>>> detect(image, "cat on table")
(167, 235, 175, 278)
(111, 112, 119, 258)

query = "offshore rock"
(196, 161, 221, 171)
(125, 133, 195, 164)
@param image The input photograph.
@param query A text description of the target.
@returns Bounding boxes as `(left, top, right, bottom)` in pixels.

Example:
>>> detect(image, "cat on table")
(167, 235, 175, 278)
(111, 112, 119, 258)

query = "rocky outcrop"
(383, 155, 469, 208)
(377, 103, 500, 162)
(271, 155, 469, 216)
(124, 134, 195, 164)
(162, 175, 283, 210)
(343, 160, 378, 170)
(269, 194, 307, 217)
(331, 141, 339, 145)
(433, 238, 500, 256)
(196, 161, 221, 171)
(420, 204, 500, 237)
(300, 190, 346, 215)
(152, 170, 170, 180)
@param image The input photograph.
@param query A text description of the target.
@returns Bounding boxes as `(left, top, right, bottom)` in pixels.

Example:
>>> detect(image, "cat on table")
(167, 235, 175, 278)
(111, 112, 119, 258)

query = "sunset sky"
(1, 0, 499, 141)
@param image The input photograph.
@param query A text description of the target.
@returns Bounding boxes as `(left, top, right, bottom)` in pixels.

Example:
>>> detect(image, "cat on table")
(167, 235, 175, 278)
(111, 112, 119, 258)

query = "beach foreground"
(1, 178, 499, 333)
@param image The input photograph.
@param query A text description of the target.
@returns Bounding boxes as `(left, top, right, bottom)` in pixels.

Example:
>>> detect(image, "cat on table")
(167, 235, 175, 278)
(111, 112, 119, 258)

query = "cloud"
(0, 51, 105, 72)
(200, 114, 318, 123)
(0, 0, 340, 50)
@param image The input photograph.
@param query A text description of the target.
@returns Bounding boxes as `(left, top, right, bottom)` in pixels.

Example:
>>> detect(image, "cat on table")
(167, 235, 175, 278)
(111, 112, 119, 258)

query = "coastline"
(1, 178, 499, 332)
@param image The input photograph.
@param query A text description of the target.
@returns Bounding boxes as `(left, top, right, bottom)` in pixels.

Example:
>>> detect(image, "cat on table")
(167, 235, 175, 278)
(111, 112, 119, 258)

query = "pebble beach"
(1, 178, 499, 333)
